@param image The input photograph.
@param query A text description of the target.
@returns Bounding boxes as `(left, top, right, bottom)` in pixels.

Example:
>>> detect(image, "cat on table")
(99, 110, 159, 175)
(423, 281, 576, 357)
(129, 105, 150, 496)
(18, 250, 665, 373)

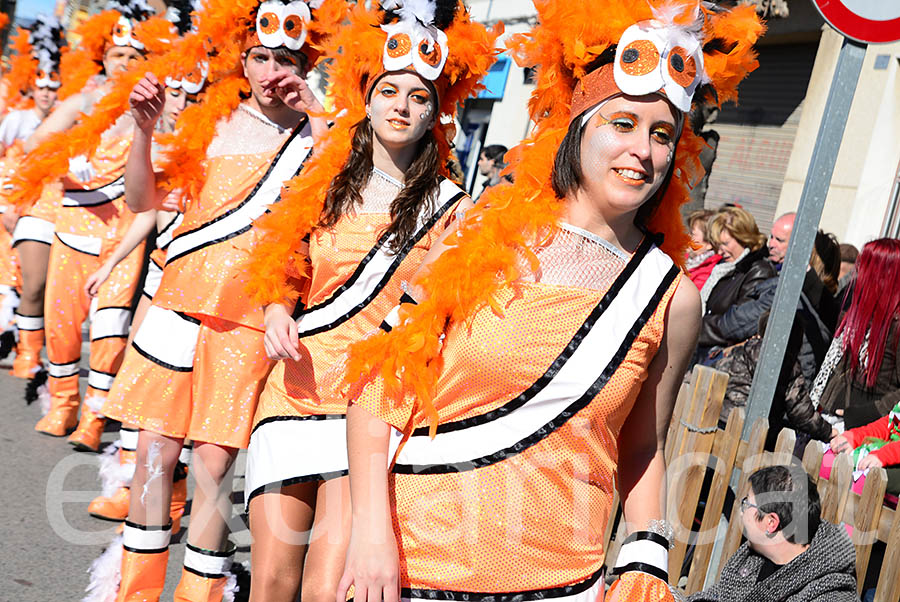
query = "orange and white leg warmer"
(13, 312, 43, 379)
(173, 543, 239, 602)
(81, 521, 172, 602)
(88, 427, 139, 521)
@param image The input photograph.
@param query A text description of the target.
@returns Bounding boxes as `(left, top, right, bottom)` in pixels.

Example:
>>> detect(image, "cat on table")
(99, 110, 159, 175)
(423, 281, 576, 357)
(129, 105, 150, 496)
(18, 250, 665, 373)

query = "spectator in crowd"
(696, 206, 776, 362)
(814, 238, 900, 431)
(688, 465, 857, 602)
(838, 242, 858, 295)
(715, 311, 835, 449)
(768, 212, 796, 268)
(475, 143, 510, 199)
(794, 231, 841, 383)
(685, 209, 722, 290)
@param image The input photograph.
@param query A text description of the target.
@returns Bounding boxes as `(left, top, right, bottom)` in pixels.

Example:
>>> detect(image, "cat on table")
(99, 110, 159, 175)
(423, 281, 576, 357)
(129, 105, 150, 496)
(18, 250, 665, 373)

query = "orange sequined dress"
(102, 106, 316, 449)
(244, 170, 466, 502)
(354, 226, 681, 602)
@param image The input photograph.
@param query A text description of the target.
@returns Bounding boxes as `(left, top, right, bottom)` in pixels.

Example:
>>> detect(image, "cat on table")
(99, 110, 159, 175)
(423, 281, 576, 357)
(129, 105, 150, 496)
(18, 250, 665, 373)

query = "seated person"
(685, 209, 722, 291)
(688, 465, 857, 602)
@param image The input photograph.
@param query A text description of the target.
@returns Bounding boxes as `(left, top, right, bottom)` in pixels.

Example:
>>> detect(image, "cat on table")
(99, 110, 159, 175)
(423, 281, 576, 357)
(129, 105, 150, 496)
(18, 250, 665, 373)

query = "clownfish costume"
(85, 1, 347, 601)
(238, 0, 499, 539)
(340, 1, 763, 600)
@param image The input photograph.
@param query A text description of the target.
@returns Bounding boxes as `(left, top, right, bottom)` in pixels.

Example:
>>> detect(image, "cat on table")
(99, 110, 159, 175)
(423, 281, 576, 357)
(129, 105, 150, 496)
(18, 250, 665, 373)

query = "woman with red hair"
(816, 238, 900, 430)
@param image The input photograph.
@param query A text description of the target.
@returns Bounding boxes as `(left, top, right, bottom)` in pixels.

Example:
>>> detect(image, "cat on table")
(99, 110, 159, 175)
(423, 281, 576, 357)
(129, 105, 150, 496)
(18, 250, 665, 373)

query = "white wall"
(775, 29, 900, 248)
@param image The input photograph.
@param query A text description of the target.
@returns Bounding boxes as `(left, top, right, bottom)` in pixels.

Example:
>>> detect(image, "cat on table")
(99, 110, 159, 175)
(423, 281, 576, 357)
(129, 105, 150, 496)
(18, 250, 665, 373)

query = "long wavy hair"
(838, 238, 900, 388)
(318, 116, 442, 253)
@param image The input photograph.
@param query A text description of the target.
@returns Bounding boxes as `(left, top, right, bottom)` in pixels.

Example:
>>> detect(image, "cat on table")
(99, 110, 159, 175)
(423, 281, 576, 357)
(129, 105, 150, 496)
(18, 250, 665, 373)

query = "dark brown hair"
(550, 116, 676, 230)
(318, 117, 442, 252)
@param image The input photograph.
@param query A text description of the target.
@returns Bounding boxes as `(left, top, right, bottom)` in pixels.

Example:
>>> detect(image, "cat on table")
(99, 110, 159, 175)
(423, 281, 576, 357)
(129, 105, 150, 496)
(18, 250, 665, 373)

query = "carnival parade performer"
(85, 72, 194, 526)
(90, 1, 347, 599)
(241, 1, 498, 600)
(0, 14, 66, 365)
(338, 1, 763, 601)
(7, 1, 157, 451)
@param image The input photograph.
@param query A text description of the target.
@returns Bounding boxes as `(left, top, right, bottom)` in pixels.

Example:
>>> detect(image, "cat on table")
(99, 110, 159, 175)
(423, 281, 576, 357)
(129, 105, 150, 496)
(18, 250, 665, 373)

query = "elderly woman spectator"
(685, 209, 722, 290)
(696, 206, 776, 362)
(688, 465, 857, 602)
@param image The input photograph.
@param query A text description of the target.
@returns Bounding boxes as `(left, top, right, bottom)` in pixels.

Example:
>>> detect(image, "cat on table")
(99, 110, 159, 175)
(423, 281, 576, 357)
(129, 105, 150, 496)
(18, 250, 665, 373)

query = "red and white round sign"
(812, 0, 900, 44)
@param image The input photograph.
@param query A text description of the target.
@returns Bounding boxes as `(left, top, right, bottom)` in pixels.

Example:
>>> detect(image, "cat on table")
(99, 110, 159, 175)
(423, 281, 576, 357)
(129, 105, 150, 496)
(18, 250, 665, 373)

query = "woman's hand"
(263, 303, 301, 361)
(830, 433, 852, 454)
(129, 72, 166, 135)
(260, 71, 324, 115)
(85, 262, 114, 297)
(336, 522, 400, 602)
(857, 454, 884, 471)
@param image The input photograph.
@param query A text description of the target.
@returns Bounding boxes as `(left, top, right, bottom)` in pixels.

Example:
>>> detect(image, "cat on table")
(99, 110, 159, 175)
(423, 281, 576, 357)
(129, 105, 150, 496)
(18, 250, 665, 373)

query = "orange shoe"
(11, 325, 44, 378)
(89, 486, 131, 522)
(89, 435, 138, 521)
(117, 521, 173, 602)
(35, 393, 79, 436)
(173, 543, 236, 602)
(68, 404, 106, 452)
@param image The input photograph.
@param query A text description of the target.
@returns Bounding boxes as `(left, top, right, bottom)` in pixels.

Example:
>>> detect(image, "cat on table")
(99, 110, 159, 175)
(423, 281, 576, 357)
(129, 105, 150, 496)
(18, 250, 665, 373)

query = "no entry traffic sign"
(812, 0, 900, 44)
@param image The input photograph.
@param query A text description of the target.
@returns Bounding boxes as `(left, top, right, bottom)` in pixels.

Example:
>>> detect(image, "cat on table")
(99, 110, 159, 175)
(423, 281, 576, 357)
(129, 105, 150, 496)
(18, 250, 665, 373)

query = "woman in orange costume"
(89, 1, 347, 600)
(0, 16, 65, 375)
(17, 2, 155, 451)
(242, 2, 497, 600)
(338, 1, 763, 601)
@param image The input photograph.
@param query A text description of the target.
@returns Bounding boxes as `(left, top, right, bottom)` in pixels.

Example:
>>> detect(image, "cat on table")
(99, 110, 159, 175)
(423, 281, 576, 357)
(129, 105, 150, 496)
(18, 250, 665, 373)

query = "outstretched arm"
(85, 210, 158, 297)
(24, 92, 87, 152)
(125, 72, 168, 213)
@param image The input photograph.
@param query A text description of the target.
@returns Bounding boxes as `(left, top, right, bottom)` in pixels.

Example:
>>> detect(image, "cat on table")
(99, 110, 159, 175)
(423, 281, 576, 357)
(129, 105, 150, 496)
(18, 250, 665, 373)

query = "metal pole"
(741, 37, 867, 439)
(880, 155, 900, 238)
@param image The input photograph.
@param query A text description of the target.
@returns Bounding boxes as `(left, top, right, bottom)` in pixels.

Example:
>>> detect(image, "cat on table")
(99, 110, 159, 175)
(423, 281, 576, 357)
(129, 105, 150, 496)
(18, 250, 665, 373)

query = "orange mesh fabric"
(102, 316, 271, 448)
(152, 131, 291, 331)
(254, 198, 459, 424)
(21, 183, 61, 224)
(56, 135, 134, 239)
(352, 239, 680, 594)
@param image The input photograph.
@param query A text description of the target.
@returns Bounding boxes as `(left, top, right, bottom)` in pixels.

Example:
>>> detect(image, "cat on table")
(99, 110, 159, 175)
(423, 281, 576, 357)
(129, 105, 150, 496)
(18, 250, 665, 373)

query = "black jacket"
(795, 270, 840, 383)
(699, 246, 777, 348)
(819, 317, 900, 429)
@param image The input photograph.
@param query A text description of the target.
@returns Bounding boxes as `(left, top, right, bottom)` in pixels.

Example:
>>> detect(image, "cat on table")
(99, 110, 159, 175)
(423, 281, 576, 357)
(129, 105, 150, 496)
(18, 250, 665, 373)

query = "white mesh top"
(520, 223, 631, 291)
(206, 104, 293, 159)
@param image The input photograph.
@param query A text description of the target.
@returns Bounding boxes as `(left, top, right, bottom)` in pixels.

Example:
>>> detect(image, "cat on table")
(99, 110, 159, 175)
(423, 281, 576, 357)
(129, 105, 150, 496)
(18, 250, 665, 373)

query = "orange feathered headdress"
(343, 0, 764, 435)
(6, 8, 185, 210)
(1, 27, 38, 111)
(244, 0, 502, 307)
(154, 0, 349, 204)
(0, 15, 68, 110)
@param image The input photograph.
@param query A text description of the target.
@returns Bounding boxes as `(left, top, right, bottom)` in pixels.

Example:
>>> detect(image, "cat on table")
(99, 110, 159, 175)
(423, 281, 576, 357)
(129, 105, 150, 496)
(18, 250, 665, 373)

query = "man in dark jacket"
(688, 465, 858, 602)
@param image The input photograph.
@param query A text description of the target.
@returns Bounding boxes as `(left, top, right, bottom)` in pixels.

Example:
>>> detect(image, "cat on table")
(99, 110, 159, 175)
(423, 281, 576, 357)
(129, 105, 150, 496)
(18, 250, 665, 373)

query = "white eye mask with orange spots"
(256, 0, 319, 51)
(380, 18, 449, 82)
(613, 19, 706, 112)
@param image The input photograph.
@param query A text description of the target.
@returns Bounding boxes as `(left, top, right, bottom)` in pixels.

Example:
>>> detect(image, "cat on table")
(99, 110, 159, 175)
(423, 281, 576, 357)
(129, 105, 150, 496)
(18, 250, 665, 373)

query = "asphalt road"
(0, 350, 252, 602)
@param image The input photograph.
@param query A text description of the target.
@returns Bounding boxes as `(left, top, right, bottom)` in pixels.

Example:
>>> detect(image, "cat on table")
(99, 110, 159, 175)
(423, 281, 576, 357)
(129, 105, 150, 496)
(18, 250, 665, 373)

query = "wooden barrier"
(608, 363, 900, 600)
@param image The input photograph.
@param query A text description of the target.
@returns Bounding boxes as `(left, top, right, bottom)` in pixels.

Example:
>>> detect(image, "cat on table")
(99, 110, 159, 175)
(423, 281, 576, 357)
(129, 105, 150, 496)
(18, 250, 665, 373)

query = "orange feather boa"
(155, 0, 349, 208)
(245, 1, 502, 307)
(1, 28, 37, 111)
(342, 0, 764, 435)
